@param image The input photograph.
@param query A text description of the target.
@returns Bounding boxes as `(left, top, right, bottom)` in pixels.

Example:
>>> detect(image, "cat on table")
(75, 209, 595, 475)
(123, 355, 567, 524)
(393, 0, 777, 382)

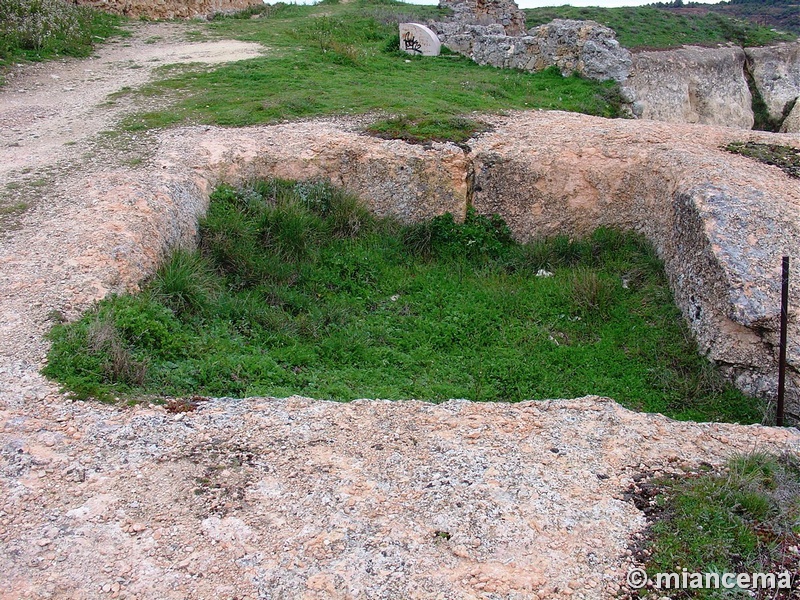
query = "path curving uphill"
(1, 24, 799, 600)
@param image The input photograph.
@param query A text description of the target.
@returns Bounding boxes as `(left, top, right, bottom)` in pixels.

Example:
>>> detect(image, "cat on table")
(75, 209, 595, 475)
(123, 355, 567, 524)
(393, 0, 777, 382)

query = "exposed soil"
(1, 21, 799, 600)
(0, 22, 263, 228)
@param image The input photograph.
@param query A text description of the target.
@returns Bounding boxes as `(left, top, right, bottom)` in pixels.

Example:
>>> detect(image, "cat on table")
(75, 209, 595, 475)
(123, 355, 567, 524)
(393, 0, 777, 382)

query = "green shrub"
(0, 0, 121, 64)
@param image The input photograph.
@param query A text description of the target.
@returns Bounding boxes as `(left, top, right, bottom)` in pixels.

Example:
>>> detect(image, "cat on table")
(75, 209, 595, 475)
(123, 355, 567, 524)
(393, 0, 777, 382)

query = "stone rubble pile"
(439, 0, 527, 36)
(431, 18, 631, 83)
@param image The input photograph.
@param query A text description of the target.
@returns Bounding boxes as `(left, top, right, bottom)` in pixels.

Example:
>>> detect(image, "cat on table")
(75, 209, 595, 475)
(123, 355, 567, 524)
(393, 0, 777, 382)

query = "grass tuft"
(569, 268, 615, 320)
(635, 451, 800, 597)
(149, 249, 220, 316)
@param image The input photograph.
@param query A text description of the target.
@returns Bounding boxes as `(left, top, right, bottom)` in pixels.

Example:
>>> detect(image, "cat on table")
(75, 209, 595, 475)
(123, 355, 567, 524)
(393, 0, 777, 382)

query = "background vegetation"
(117, 0, 624, 133)
(0, 0, 122, 69)
(44, 179, 762, 424)
(524, 4, 794, 49)
(655, 0, 800, 37)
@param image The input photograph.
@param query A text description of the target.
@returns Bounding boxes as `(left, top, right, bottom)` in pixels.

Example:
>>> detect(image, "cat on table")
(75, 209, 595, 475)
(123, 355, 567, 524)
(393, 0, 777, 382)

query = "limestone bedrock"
(13, 114, 794, 417)
(745, 42, 800, 125)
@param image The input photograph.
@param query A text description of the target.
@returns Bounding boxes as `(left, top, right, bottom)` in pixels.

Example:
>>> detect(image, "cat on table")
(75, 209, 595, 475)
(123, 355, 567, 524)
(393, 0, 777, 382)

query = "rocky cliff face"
(624, 46, 755, 128)
(431, 19, 631, 83)
(782, 99, 800, 133)
(76, 0, 261, 19)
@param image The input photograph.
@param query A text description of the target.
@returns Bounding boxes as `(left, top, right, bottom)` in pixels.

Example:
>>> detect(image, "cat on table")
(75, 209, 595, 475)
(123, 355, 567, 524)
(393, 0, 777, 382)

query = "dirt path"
(0, 25, 799, 600)
(0, 22, 263, 180)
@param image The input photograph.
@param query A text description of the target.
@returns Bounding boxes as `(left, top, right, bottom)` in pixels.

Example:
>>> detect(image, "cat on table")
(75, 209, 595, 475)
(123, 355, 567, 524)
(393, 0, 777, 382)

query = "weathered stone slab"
(624, 46, 754, 129)
(399, 23, 442, 57)
(781, 98, 800, 133)
(745, 42, 800, 124)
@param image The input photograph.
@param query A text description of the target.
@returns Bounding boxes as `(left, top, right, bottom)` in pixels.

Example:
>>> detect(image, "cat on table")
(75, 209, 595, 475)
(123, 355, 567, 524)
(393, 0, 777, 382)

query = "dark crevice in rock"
(464, 150, 476, 218)
(744, 55, 785, 132)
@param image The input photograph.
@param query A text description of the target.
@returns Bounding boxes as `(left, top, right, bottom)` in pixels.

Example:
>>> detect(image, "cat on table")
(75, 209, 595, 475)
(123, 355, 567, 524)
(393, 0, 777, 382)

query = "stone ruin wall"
(440, 0, 527, 36)
(435, 0, 800, 131)
(75, 0, 262, 19)
(431, 19, 632, 84)
(433, 0, 632, 85)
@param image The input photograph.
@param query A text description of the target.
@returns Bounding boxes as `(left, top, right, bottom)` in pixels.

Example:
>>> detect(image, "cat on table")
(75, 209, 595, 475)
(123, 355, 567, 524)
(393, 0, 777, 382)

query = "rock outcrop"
(432, 19, 631, 82)
(745, 42, 800, 125)
(624, 46, 754, 128)
(75, 0, 261, 19)
(781, 98, 800, 133)
(438, 0, 527, 36)
(469, 112, 800, 413)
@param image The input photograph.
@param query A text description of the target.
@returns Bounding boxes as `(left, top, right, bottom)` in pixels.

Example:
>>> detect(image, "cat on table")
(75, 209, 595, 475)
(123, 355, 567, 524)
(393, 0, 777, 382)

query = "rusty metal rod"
(777, 256, 789, 427)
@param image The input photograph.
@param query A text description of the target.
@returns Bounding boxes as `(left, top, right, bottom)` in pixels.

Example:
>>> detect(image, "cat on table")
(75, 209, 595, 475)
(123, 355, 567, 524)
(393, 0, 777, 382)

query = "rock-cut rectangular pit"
(14, 113, 798, 419)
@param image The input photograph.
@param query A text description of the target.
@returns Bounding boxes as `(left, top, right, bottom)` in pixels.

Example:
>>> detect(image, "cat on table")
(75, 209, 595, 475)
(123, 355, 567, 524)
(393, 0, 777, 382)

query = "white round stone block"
(399, 23, 442, 57)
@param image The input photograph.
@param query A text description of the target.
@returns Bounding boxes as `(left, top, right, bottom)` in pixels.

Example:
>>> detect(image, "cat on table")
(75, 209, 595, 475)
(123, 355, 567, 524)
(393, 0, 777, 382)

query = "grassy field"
(524, 5, 794, 50)
(117, 0, 624, 134)
(43, 179, 763, 424)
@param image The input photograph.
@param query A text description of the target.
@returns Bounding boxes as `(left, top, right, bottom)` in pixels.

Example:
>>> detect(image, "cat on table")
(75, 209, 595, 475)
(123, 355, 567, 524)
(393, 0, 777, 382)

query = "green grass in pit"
(524, 5, 794, 50)
(43, 179, 762, 424)
(366, 115, 492, 145)
(118, 0, 624, 134)
(637, 452, 800, 598)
